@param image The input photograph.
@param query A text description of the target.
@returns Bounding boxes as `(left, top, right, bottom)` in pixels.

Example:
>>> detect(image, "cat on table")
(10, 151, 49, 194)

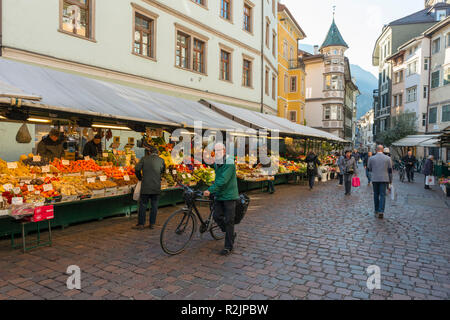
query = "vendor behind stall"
(36, 129, 65, 161)
(83, 134, 102, 159)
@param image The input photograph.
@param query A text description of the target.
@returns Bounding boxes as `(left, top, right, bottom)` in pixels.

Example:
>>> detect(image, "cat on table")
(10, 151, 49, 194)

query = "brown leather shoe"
(132, 224, 145, 230)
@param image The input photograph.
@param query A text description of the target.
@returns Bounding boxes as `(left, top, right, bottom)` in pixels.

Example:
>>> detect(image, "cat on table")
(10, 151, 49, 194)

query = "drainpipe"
(260, 0, 264, 114)
(0, 0, 3, 57)
(426, 36, 431, 135)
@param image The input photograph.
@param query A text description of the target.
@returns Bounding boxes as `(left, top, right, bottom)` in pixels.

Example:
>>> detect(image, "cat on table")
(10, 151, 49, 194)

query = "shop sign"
(7, 162, 18, 169)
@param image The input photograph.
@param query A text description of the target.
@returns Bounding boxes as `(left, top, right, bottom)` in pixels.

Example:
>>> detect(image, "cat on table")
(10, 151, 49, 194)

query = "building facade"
(276, 3, 306, 124)
(0, 0, 278, 113)
(386, 50, 406, 120)
(355, 109, 374, 152)
(303, 18, 358, 141)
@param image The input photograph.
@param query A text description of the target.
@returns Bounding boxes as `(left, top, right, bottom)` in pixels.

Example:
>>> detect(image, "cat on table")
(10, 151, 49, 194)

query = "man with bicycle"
(402, 150, 416, 183)
(204, 143, 239, 256)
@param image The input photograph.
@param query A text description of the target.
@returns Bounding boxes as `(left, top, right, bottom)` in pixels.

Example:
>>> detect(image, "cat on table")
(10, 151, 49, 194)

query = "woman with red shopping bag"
(343, 150, 358, 196)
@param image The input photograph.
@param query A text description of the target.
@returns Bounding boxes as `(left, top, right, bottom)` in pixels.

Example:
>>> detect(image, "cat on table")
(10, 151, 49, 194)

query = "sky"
(281, 0, 425, 77)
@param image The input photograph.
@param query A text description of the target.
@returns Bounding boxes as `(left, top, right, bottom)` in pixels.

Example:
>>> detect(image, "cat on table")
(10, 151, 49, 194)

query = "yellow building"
(277, 3, 307, 124)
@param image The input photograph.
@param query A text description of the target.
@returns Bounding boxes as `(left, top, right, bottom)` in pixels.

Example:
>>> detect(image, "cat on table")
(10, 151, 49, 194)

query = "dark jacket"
(402, 155, 416, 168)
(83, 140, 102, 158)
(423, 159, 434, 176)
(208, 156, 239, 201)
(343, 156, 357, 175)
(352, 152, 360, 161)
(305, 154, 321, 176)
(135, 153, 166, 195)
(36, 135, 65, 160)
(363, 155, 371, 167)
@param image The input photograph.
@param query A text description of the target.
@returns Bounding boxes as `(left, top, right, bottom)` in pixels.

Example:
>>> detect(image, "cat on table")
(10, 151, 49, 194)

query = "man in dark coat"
(402, 150, 416, 183)
(133, 145, 166, 229)
(82, 134, 102, 159)
(36, 129, 65, 161)
(305, 152, 321, 190)
(423, 155, 434, 190)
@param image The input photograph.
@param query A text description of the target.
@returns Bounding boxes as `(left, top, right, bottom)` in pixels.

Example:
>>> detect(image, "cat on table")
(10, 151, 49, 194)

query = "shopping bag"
(390, 184, 396, 201)
(133, 181, 141, 201)
(425, 176, 435, 186)
(352, 176, 360, 187)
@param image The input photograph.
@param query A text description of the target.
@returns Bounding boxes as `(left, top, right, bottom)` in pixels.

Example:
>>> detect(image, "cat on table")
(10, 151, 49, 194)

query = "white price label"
(23, 180, 31, 185)
(103, 153, 108, 158)
(87, 177, 96, 184)
(27, 185, 35, 192)
(12, 197, 23, 205)
(172, 170, 177, 175)
(99, 176, 107, 182)
(13, 187, 21, 195)
(119, 167, 124, 172)
(33, 156, 41, 162)
(41, 166, 50, 173)
(35, 191, 41, 195)
(84, 156, 90, 161)
(7, 162, 18, 169)
(62, 160, 70, 166)
(46, 174, 54, 178)
(182, 174, 186, 179)
(3, 184, 13, 191)
(187, 173, 192, 178)
(123, 175, 130, 181)
(43, 184, 53, 192)
(166, 169, 169, 174)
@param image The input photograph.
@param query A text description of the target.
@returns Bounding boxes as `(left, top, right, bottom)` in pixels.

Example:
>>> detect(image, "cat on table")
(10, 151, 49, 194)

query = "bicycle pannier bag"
(234, 194, 250, 225)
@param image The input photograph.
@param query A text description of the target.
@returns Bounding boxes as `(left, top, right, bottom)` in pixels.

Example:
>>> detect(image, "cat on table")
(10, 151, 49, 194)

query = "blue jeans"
(138, 194, 159, 226)
(267, 180, 275, 193)
(372, 182, 387, 213)
(365, 167, 372, 183)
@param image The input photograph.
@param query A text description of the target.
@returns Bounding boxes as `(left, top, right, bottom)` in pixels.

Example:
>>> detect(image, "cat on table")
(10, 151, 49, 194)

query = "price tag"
(3, 184, 13, 192)
(187, 173, 192, 178)
(84, 156, 90, 161)
(87, 177, 96, 184)
(13, 187, 21, 195)
(7, 162, 18, 169)
(62, 160, 70, 166)
(27, 185, 35, 192)
(35, 191, 41, 195)
(19, 182, 24, 187)
(33, 156, 41, 162)
(119, 167, 124, 172)
(123, 175, 130, 181)
(103, 153, 108, 158)
(99, 176, 107, 182)
(166, 169, 169, 174)
(172, 170, 177, 175)
(23, 180, 31, 185)
(46, 174, 54, 178)
(43, 184, 53, 192)
(182, 174, 186, 179)
(12, 197, 23, 205)
(41, 166, 50, 173)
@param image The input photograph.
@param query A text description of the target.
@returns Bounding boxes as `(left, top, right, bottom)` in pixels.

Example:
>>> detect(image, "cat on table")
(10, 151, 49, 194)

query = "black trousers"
(338, 173, 343, 185)
(266, 180, 275, 193)
(344, 174, 352, 194)
(213, 200, 236, 250)
(307, 171, 315, 189)
(406, 166, 414, 182)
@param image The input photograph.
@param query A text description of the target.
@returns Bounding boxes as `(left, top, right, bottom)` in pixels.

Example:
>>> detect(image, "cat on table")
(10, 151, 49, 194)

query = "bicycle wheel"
(160, 209, 196, 255)
(400, 170, 405, 183)
(210, 220, 225, 240)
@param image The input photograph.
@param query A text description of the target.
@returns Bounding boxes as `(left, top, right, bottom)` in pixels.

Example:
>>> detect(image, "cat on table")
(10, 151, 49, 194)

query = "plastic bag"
(391, 184, 396, 201)
(425, 176, 435, 186)
(352, 176, 361, 187)
(133, 181, 141, 201)
(15, 123, 32, 144)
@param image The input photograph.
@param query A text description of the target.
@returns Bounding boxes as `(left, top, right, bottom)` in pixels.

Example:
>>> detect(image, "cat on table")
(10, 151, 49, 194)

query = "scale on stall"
(110, 136, 120, 150)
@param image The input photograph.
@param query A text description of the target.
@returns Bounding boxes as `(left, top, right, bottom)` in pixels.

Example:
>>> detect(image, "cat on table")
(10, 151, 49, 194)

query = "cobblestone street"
(0, 169, 449, 300)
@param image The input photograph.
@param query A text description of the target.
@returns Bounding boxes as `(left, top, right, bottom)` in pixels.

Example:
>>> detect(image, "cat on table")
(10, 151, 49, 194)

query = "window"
(243, 3, 252, 33)
(290, 76, 297, 92)
(395, 70, 403, 83)
(220, 50, 231, 81)
(325, 74, 343, 90)
(422, 113, 427, 127)
(242, 59, 252, 87)
(265, 20, 270, 48)
(424, 58, 429, 71)
(284, 73, 288, 93)
(436, 9, 446, 21)
(429, 107, 437, 124)
(265, 69, 269, 95)
(176, 32, 190, 69)
(393, 95, 398, 107)
(424, 85, 428, 99)
(301, 77, 305, 95)
(272, 74, 276, 100)
(406, 87, 417, 103)
(289, 111, 297, 122)
(431, 70, 440, 88)
(443, 105, 450, 122)
(398, 94, 403, 106)
(324, 106, 331, 120)
(432, 38, 440, 54)
(447, 33, 450, 48)
(407, 61, 417, 76)
(60, 0, 94, 39)
(193, 39, 205, 73)
(221, 0, 231, 20)
(191, 0, 206, 6)
(272, 32, 276, 56)
(133, 12, 155, 59)
(283, 41, 288, 59)
(382, 69, 386, 83)
(444, 67, 450, 86)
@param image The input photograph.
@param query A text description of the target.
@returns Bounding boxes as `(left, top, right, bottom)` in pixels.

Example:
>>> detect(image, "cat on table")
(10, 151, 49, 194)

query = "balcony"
(375, 107, 391, 119)
(288, 59, 305, 70)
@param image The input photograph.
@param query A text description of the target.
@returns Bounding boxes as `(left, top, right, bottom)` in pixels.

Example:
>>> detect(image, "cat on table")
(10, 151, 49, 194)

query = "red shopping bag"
(352, 177, 360, 187)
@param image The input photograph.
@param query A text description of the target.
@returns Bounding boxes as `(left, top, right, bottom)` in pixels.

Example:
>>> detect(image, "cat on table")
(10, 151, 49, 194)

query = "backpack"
(234, 194, 250, 225)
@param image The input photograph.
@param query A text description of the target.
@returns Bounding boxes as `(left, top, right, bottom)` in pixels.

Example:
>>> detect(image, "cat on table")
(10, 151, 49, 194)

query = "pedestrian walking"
(352, 149, 360, 168)
(343, 150, 357, 195)
(402, 150, 416, 183)
(133, 145, 166, 230)
(305, 152, 321, 190)
(337, 152, 345, 186)
(204, 143, 239, 256)
(368, 145, 393, 219)
(423, 155, 435, 190)
(257, 145, 275, 194)
(363, 151, 373, 185)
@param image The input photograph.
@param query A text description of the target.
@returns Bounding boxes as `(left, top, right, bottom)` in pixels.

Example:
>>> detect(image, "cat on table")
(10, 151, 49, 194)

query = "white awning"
(392, 134, 441, 147)
(0, 80, 41, 101)
(419, 138, 440, 147)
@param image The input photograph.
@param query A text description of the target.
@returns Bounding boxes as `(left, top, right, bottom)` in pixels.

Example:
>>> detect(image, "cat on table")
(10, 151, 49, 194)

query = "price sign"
(43, 184, 53, 192)
(46, 174, 54, 178)
(99, 176, 107, 182)
(13, 187, 21, 195)
(7, 162, 18, 169)
(87, 177, 96, 184)
(27, 185, 35, 192)
(3, 184, 13, 192)
(84, 156, 90, 161)
(19, 182, 24, 187)
(103, 153, 108, 158)
(123, 175, 130, 181)
(23, 180, 31, 185)
(172, 170, 177, 175)
(119, 167, 124, 172)
(41, 166, 50, 173)
(35, 191, 41, 195)
(187, 173, 192, 178)
(62, 160, 70, 166)
(182, 174, 186, 179)
(166, 169, 169, 174)
(12, 197, 23, 205)
(33, 156, 41, 162)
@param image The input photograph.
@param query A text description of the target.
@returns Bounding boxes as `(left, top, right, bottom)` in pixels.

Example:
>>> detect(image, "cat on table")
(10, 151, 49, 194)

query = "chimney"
(313, 45, 319, 55)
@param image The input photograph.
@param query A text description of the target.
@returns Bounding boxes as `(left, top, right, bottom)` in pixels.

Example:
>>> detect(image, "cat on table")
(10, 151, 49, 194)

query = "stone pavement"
(0, 168, 449, 300)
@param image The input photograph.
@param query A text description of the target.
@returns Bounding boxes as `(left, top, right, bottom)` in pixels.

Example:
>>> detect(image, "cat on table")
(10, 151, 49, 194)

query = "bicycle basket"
(234, 193, 250, 225)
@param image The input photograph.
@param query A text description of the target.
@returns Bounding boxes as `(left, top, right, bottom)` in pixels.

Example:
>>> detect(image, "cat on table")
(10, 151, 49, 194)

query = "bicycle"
(160, 184, 224, 255)
(398, 162, 406, 183)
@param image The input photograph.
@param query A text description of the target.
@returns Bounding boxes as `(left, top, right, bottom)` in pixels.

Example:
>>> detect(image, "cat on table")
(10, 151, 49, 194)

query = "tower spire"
(333, 5, 336, 19)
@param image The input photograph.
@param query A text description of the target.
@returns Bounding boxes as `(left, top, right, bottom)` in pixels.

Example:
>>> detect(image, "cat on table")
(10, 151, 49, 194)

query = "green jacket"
(208, 156, 239, 201)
